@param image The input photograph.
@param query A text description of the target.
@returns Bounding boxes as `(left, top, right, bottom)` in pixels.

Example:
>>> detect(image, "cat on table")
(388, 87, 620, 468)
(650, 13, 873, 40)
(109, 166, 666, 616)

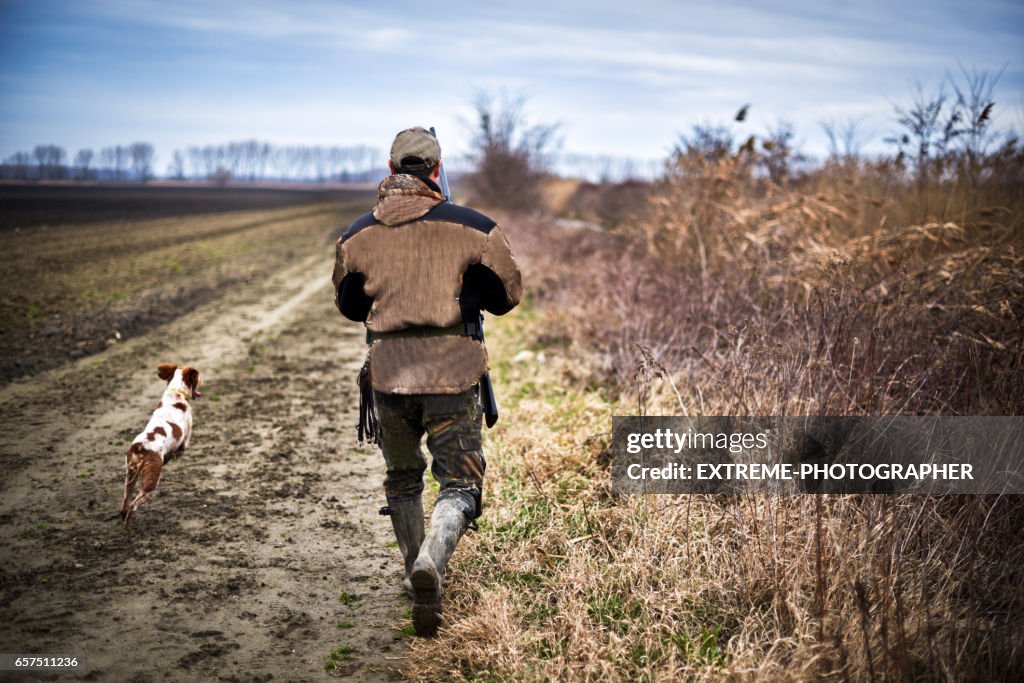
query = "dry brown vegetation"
(408, 118, 1024, 679)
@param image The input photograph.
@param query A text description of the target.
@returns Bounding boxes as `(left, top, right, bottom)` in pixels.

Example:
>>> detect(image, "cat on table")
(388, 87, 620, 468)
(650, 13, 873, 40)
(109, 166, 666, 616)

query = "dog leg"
(120, 469, 138, 523)
(127, 488, 158, 520)
(122, 483, 142, 531)
(122, 448, 163, 531)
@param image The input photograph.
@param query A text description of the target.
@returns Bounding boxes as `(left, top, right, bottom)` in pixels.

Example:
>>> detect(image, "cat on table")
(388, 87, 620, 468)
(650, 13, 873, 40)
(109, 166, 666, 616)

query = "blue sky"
(1, 0, 1022, 172)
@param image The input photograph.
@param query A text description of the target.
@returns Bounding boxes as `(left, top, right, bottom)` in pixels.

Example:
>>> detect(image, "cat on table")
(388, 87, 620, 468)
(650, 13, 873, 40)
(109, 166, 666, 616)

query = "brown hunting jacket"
(333, 174, 522, 394)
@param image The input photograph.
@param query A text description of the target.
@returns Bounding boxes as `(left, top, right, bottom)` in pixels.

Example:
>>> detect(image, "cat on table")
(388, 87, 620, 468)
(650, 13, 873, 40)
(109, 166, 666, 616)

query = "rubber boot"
(410, 497, 470, 636)
(387, 495, 424, 598)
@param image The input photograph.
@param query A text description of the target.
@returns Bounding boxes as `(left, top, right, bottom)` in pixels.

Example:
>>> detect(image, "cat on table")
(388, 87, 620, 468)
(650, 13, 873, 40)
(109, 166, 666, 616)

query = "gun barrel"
(428, 126, 452, 202)
(480, 374, 499, 428)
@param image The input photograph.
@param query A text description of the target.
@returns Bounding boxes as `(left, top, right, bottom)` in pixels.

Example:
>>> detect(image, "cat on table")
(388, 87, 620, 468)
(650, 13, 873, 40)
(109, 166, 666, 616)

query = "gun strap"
(356, 356, 380, 446)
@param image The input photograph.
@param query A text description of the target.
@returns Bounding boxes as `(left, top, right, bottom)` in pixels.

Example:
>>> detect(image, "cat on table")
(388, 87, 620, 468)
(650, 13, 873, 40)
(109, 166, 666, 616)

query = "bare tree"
(821, 117, 870, 160)
(195, 146, 218, 178)
(186, 147, 204, 179)
(98, 147, 113, 179)
(885, 81, 960, 188)
(113, 146, 130, 180)
(6, 151, 32, 179)
(33, 145, 48, 178)
(33, 145, 66, 180)
(73, 149, 94, 180)
(129, 142, 155, 181)
(167, 150, 186, 180)
(948, 63, 1004, 185)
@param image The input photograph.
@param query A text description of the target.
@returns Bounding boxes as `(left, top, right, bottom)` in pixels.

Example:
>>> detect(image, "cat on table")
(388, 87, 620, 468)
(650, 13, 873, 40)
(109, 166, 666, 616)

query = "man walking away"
(332, 127, 522, 636)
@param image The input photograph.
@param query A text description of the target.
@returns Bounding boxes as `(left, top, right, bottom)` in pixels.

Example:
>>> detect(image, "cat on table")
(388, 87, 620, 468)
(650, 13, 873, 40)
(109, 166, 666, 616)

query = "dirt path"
(0, 243, 413, 680)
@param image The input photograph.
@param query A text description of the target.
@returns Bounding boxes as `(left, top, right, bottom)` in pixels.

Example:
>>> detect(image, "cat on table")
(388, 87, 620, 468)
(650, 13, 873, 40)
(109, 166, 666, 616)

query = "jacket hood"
(372, 174, 445, 226)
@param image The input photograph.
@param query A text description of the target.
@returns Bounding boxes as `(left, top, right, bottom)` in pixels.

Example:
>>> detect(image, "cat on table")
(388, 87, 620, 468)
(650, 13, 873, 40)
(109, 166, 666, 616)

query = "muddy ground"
(0, 184, 351, 230)
(0, 192, 419, 681)
(0, 186, 374, 383)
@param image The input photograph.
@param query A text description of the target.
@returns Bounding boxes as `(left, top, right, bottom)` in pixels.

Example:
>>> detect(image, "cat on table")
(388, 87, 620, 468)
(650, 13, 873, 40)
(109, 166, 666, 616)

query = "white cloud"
(2, 0, 1021, 164)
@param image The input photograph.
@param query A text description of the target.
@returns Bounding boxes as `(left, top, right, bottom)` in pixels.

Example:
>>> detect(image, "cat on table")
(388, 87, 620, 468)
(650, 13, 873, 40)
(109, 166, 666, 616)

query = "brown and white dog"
(120, 363, 202, 530)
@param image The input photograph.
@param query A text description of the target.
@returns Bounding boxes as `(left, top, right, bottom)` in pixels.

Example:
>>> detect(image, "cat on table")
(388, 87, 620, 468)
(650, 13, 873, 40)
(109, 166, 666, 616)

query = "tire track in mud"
(0, 244, 412, 681)
(0, 205, 334, 264)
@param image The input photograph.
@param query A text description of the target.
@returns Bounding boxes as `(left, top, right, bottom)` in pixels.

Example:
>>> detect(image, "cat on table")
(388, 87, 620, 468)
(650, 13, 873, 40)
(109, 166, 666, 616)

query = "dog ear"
(157, 364, 178, 381)
(182, 367, 201, 392)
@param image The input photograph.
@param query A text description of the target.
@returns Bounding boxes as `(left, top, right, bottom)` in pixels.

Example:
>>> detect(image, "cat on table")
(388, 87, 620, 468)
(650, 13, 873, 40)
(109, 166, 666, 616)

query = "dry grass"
(407, 314, 1024, 681)
(406, 148, 1024, 680)
(539, 177, 584, 215)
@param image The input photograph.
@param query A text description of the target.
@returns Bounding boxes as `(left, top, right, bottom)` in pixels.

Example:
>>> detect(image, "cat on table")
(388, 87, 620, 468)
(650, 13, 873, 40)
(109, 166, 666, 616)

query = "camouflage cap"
(390, 127, 441, 171)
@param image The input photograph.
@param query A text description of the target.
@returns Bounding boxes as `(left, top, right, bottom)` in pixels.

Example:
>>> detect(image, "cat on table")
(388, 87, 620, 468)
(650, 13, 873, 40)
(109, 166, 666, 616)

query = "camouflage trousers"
(373, 385, 486, 519)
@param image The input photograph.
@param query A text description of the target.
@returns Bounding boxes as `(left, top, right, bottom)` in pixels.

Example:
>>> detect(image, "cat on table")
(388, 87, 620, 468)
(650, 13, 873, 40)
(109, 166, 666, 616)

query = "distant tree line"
(6, 65, 1017, 191)
(558, 153, 663, 182)
(168, 142, 387, 183)
(0, 140, 388, 184)
(1, 143, 156, 181)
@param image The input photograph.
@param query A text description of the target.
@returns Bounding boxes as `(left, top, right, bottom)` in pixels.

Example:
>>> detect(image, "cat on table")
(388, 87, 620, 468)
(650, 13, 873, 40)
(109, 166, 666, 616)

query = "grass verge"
(406, 300, 1024, 681)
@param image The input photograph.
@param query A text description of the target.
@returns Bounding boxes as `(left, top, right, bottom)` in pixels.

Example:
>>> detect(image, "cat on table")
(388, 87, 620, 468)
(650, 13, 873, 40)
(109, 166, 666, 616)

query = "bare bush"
(675, 122, 737, 163)
(563, 179, 654, 228)
(760, 120, 802, 184)
(464, 91, 560, 209)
